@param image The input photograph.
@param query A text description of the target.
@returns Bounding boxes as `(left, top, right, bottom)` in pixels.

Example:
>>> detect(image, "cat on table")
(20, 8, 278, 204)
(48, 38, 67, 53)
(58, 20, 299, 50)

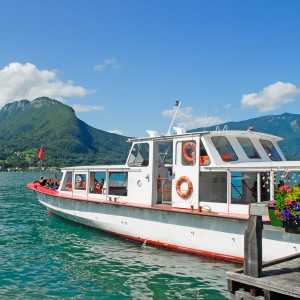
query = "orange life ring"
(182, 142, 196, 163)
(176, 176, 193, 198)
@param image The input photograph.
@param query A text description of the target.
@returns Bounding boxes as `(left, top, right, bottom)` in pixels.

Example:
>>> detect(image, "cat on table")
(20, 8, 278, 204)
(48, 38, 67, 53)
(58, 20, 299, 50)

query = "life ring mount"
(182, 142, 196, 164)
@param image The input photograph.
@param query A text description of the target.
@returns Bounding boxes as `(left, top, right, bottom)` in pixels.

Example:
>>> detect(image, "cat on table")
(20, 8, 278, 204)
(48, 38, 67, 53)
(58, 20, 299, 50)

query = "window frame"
(259, 139, 282, 161)
(211, 136, 238, 162)
(237, 137, 261, 159)
(127, 142, 150, 167)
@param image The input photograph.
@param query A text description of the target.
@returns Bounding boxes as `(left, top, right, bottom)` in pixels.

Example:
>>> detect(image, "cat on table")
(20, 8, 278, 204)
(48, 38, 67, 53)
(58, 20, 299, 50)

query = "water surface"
(0, 172, 240, 299)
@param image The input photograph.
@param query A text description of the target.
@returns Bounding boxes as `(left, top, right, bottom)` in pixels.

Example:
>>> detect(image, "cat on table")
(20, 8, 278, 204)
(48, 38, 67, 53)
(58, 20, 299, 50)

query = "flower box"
(268, 206, 283, 227)
(271, 185, 300, 232)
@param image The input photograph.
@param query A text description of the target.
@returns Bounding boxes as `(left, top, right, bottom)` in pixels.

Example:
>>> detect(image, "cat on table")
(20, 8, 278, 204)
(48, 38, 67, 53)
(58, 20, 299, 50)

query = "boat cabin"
(58, 127, 298, 214)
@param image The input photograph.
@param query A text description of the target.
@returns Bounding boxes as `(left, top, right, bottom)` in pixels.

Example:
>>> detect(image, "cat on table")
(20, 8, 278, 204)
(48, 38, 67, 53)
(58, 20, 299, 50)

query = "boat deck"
(227, 243, 300, 299)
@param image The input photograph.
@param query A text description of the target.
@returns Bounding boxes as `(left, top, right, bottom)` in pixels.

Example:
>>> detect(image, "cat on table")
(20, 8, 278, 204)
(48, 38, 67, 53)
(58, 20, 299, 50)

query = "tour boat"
(27, 109, 300, 262)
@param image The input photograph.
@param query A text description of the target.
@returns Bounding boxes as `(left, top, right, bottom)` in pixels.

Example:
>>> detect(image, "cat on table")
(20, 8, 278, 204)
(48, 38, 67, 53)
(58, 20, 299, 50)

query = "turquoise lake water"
(0, 172, 240, 299)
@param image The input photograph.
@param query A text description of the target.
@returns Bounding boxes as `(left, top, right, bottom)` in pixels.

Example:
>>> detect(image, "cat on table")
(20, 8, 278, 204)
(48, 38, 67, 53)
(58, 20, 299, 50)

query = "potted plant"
(269, 185, 300, 231)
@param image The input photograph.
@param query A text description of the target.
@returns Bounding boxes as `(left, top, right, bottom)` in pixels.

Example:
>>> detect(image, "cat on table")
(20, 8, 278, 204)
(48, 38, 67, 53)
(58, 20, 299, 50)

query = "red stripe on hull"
(100, 228, 244, 263)
(48, 209, 244, 263)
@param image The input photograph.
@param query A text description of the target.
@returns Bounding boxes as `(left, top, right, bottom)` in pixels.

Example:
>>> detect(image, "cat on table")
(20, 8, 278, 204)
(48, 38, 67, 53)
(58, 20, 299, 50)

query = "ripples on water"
(0, 172, 240, 299)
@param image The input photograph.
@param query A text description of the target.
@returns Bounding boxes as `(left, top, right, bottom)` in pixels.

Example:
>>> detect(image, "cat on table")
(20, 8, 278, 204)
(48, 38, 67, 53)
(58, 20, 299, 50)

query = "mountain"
(0, 97, 130, 169)
(190, 113, 300, 160)
(1, 97, 300, 170)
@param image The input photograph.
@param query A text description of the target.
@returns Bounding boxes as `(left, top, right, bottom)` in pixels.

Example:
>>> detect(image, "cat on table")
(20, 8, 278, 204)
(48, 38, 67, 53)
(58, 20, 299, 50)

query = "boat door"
(172, 136, 200, 209)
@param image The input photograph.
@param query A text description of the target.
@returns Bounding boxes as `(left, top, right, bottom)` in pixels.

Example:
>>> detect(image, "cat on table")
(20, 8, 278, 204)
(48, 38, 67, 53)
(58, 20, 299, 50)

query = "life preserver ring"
(182, 142, 196, 163)
(176, 176, 193, 198)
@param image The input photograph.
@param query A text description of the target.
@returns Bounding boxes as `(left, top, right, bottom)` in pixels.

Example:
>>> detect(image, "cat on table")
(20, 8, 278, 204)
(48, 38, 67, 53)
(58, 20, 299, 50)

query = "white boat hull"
(36, 192, 300, 262)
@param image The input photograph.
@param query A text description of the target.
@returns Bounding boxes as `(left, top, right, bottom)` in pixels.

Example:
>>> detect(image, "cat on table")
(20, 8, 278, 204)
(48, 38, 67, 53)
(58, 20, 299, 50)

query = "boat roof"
(128, 130, 283, 143)
(61, 129, 286, 172)
(61, 164, 131, 172)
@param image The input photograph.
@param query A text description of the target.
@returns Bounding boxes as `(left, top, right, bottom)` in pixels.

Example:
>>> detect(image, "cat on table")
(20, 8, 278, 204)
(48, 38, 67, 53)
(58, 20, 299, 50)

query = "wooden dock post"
(244, 204, 263, 278)
(227, 202, 300, 299)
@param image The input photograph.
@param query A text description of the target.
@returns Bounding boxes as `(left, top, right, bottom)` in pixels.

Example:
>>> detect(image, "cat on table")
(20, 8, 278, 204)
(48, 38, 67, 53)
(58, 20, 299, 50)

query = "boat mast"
(166, 101, 181, 135)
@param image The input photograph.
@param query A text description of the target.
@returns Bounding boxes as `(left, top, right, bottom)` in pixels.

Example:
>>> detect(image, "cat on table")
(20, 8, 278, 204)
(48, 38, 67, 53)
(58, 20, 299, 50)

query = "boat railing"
(156, 177, 172, 203)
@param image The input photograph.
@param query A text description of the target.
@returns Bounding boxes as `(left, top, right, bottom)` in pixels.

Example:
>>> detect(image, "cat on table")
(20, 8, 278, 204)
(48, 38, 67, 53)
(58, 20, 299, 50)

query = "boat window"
(89, 171, 106, 194)
(74, 173, 86, 190)
(108, 172, 128, 196)
(181, 140, 196, 166)
(231, 172, 270, 204)
(237, 137, 261, 159)
(211, 136, 238, 161)
(199, 172, 227, 203)
(158, 143, 173, 166)
(200, 142, 210, 166)
(275, 171, 299, 188)
(231, 172, 243, 203)
(259, 140, 282, 161)
(128, 143, 149, 167)
(61, 171, 73, 191)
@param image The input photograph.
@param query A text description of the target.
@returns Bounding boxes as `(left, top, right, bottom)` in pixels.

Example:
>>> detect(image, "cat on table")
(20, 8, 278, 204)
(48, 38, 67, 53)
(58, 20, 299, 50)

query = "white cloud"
(0, 62, 90, 108)
(224, 103, 231, 109)
(94, 58, 121, 71)
(162, 107, 223, 130)
(241, 81, 300, 112)
(72, 104, 104, 112)
(109, 129, 124, 136)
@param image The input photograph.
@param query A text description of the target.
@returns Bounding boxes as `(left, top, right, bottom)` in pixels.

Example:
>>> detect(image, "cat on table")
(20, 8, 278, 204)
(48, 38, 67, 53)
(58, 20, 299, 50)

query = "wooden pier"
(227, 202, 300, 299)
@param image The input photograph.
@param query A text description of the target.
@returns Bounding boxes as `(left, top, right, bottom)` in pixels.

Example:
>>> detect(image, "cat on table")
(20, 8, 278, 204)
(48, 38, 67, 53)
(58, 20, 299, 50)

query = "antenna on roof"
(248, 124, 254, 132)
(166, 101, 181, 135)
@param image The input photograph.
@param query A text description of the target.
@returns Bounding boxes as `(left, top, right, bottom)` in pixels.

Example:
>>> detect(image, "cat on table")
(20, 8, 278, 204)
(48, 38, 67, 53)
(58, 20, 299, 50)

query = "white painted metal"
(172, 135, 200, 209)
(29, 128, 300, 262)
(36, 192, 300, 262)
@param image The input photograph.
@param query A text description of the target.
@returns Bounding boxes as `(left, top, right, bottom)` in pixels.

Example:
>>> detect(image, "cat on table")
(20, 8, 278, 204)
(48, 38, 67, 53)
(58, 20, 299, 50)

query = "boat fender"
(176, 176, 193, 198)
(182, 142, 196, 164)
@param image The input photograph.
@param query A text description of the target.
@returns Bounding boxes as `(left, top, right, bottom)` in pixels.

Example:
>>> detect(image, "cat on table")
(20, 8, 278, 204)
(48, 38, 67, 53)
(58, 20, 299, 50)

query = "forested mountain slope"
(0, 97, 130, 169)
(1, 97, 300, 170)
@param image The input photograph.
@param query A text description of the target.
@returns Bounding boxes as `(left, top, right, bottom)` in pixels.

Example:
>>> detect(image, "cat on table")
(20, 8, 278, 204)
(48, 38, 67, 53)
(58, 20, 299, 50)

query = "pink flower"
(279, 185, 291, 193)
(275, 209, 280, 215)
(269, 201, 275, 207)
(285, 200, 293, 205)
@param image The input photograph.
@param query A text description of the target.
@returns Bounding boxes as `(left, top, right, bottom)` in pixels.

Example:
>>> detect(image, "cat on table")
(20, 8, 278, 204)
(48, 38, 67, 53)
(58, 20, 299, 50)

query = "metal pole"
(167, 101, 181, 135)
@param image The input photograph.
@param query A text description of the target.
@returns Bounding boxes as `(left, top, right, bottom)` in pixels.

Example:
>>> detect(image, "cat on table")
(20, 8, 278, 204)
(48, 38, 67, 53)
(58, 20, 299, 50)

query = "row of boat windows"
(212, 137, 282, 162)
(61, 171, 128, 196)
(182, 137, 282, 165)
(206, 170, 300, 204)
(126, 136, 282, 168)
(60, 168, 296, 205)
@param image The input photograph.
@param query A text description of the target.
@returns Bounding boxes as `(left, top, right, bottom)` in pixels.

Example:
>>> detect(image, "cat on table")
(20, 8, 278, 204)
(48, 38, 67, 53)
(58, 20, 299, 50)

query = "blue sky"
(0, 0, 300, 137)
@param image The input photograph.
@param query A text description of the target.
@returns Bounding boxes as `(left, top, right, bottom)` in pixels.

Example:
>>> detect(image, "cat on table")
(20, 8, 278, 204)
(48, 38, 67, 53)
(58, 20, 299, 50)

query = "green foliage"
(0, 97, 131, 169)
